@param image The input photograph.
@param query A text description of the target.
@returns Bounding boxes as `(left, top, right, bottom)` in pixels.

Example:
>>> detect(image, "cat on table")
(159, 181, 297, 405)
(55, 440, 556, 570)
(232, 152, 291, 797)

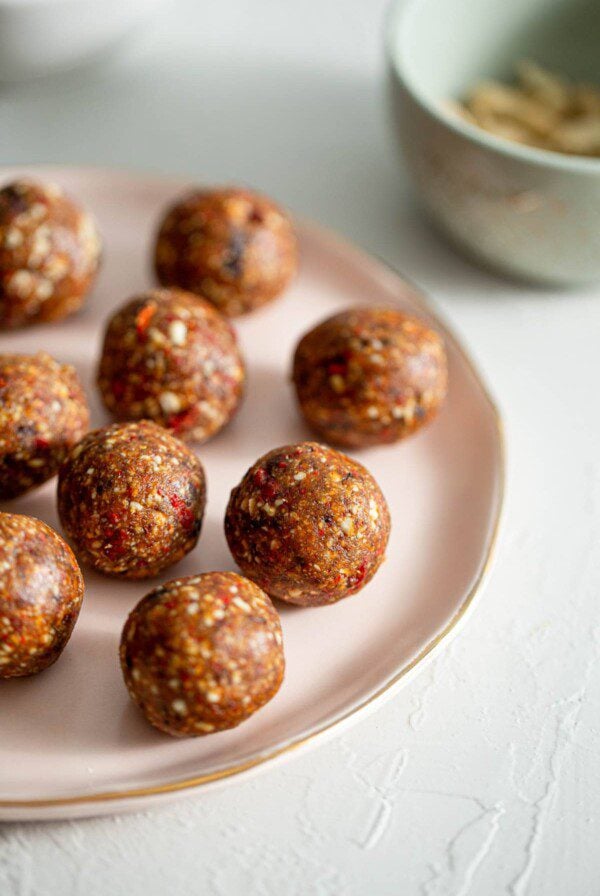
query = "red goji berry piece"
(168, 494, 194, 529)
(261, 480, 278, 501)
(135, 303, 157, 338)
(168, 408, 197, 433)
(253, 468, 267, 487)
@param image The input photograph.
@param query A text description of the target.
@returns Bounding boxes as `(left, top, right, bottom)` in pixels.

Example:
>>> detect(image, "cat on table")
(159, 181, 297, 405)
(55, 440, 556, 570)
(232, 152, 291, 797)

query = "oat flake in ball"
(120, 571, 284, 737)
(154, 187, 298, 316)
(0, 179, 101, 329)
(0, 352, 90, 500)
(225, 442, 391, 607)
(293, 306, 448, 448)
(57, 420, 206, 579)
(97, 288, 245, 443)
(0, 513, 84, 678)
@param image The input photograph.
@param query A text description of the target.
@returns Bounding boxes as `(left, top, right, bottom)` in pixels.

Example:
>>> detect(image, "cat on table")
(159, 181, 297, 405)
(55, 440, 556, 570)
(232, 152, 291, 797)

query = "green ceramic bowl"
(385, 0, 600, 285)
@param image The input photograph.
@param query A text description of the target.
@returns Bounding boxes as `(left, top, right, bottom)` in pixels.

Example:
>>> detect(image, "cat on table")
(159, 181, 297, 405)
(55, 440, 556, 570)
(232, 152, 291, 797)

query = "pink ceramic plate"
(0, 167, 504, 821)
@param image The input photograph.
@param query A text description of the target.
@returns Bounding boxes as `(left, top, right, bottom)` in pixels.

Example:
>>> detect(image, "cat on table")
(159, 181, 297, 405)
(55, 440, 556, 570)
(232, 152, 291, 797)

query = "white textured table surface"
(1, 1, 598, 893)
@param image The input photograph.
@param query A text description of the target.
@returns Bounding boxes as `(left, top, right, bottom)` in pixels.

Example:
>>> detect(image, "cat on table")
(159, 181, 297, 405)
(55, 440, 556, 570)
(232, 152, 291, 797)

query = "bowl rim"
(385, 0, 600, 173)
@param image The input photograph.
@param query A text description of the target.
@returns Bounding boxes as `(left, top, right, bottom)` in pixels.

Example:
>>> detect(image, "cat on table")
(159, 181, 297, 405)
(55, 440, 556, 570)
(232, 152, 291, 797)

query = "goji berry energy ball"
(0, 352, 89, 500)
(97, 288, 245, 442)
(0, 513, 84, 678)
(120, 571, 284, 737)
(154, 187, 298, 316)
(225, 442, 390, 607)
(293, 306, 448, 448)
(0, 179, 101, 329)
(57, 421, 206, 579)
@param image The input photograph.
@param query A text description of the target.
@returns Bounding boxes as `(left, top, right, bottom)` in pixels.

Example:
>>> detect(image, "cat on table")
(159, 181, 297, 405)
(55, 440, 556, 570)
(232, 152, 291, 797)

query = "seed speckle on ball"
(97, 288, 245, 443)
(57, 420, 206, 579)
(0, 179, 101, 329)
(0, 352, 89, 500)
(293, 306, 448, 448)
(154, 187, 298, 316)
(225, 442, 391, 607)
(0, 513, 84, 678)
(120, 571, 285, 737)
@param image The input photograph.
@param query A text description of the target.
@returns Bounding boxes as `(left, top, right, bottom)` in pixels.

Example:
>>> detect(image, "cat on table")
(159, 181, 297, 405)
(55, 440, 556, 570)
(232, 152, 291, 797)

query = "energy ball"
(120, 571, 284, 737)
(154, 187, 298, 316)
(293, 306, 448, 448)
(57, 420, 206, 579)
(97, 288, 245, 443)
(0, 352, 89, 500)
(0, 513, 84, 678)
(0, 179, 101, 329)
(225, 442, 390, 607)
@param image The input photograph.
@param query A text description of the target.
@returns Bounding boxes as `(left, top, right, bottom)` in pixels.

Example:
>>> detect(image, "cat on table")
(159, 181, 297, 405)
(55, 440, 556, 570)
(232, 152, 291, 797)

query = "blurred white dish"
(0, 0, 167, 81)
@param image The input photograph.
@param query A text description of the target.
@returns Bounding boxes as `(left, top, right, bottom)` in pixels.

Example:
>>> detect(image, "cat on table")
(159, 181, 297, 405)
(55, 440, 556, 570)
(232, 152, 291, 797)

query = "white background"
(1, 1, 598, 893)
